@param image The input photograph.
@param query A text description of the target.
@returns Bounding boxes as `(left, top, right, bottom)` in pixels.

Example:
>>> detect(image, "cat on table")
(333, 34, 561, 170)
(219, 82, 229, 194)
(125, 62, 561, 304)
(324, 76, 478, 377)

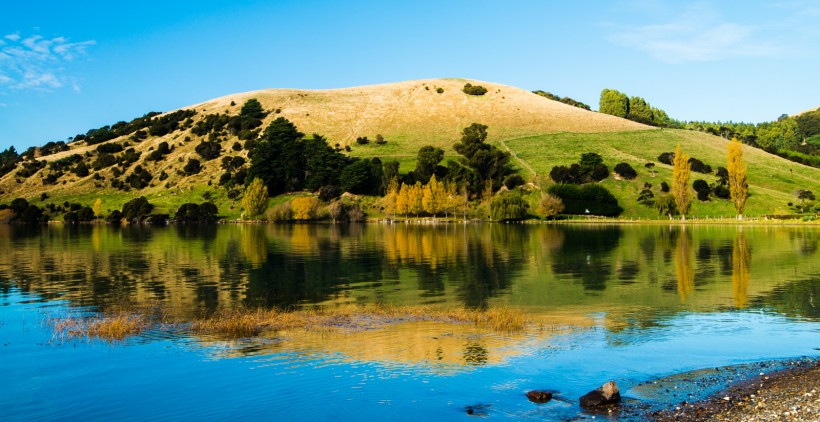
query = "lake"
(1, 223, 818, 420)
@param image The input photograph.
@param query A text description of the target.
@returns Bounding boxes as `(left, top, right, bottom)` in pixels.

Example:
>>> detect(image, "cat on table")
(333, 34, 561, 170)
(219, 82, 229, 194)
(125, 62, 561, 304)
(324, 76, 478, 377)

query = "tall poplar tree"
(727, 138, 748, 219)
(242, 177, 270, 219)
(672, 145, 691, 219)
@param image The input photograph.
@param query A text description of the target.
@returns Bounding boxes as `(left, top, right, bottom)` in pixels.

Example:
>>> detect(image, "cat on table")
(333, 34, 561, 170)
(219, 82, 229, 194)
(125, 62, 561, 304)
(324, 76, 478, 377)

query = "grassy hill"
(0, 78, 818, 220)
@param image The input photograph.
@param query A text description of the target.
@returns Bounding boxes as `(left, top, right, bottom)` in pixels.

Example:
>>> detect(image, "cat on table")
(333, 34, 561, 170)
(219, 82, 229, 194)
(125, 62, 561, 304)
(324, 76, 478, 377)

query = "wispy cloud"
(607, 3, 782, 64)
(0, 33, 95, 93)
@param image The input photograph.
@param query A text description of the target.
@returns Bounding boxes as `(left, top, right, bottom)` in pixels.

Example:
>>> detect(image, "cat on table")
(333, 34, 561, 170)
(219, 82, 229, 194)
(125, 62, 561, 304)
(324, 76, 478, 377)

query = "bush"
(658, 152, 674, 166)
(183, 158, 202, 176)
(195, 140, 222, 160)
(267, 202, 293, 222)
(637, 183, 654, 205)
(145, 142, 171, 161)
(436, 87, 444, 94)
(96, 143, 124, 154)
(291, 197, 322, 220)
(175, 202, 219, 223)
(462, 83, 488, 96)
(613, 162, 637, 180)
(121, 196, 154, 222)
(125, 165, 153, 189)
(375, 134, 386, 145)
(355, 136, 370, 145)
(537, 193, 564, 218)
(688, 157, 712, 174)
(347, 204, 365, 222)
(490, 193, 529, 221)
(692, 179, 711, 201)
(328, 201, 345, 222)
(655, 194, 677, 217)
(660, 181, 670, 192)
(547, 184, 623, 217)
(503, 174, 525, 190)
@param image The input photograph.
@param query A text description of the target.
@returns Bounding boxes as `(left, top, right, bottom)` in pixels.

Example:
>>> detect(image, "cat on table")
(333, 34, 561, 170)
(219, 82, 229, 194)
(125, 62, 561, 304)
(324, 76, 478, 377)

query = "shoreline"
(632, 357, 820, 421)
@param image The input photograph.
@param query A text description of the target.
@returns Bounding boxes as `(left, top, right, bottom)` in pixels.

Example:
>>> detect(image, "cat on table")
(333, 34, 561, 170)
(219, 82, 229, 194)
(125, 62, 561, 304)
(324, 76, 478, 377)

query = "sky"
(1, 0, 818, 151)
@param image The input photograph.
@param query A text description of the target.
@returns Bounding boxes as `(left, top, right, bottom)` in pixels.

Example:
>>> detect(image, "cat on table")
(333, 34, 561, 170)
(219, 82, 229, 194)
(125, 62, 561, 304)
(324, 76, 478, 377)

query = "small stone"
(526, 390, 553, 403)
(723, 396, 731, 401)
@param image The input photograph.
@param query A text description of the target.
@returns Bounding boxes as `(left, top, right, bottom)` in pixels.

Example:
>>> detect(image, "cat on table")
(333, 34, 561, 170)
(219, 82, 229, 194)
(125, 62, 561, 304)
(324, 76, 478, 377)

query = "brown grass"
(49, 304, 532, 342)
(50, 310, 150, 342)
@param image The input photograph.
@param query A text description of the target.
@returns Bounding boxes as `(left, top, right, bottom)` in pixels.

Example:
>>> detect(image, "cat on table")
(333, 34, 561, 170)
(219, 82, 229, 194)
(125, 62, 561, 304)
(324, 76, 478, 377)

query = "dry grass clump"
(49, 304, 532, 342)
(190, 305, 529, 338)
(51, 311, 150, 342)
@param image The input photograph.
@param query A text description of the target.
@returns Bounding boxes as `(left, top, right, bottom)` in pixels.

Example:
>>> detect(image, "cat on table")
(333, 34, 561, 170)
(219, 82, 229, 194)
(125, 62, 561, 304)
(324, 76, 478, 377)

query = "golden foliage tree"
(92, 198, 103, 220)
(382, 177, 399, 218)
(396, 183, 410, 216)
(671, 145, 691, 219)
(727, 138, 748, 219)
(242, 177, 269, 219)
(291, 197, 321, 220)
(422, 175, 444, 217)
(410, 181, 424, 216)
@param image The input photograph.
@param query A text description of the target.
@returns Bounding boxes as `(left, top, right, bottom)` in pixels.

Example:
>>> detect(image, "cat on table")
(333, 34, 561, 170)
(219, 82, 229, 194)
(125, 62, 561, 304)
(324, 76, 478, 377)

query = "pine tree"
(672, 145, 691, 219)
(727, 138, 748, 219)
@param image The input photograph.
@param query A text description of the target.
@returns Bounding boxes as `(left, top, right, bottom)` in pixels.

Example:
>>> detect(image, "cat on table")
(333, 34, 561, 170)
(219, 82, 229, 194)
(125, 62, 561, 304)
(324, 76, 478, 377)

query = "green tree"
(242, 177, 269, 219)
(599, 89, 629, 118)
(490, 193, 528, 221)
(628, 97, 653, 124)
(240, 98, 266, 119)
(414, 145, 444, 184)
(452, 123, 511, 189)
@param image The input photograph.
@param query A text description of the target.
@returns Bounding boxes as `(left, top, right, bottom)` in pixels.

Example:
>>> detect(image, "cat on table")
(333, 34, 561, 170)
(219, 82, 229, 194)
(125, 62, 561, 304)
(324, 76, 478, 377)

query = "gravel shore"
(649, 358, 820, 421)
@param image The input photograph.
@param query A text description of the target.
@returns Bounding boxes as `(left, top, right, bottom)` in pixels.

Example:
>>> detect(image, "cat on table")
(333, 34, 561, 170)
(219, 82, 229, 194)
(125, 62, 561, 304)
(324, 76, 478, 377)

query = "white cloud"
(0, 32, 95, 93)
(608, 4, 783, 64)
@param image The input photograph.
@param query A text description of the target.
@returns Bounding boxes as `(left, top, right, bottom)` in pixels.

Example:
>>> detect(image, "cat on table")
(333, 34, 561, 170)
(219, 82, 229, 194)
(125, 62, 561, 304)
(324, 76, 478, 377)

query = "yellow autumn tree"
(410, 181, 424, 216)
(92, 198, 103, 220)
(242, 177, 269, 220)
(422, 175, 444, 217)
(671, 145, 691, 219)
(382, 177, 399, 218)
(396, 182, 410, 216)
(727, 138, 748, 220)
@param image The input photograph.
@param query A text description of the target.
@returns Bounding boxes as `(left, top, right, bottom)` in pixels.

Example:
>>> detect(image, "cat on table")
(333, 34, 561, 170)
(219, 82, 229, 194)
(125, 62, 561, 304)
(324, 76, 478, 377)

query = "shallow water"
(1, 223, 818, 420)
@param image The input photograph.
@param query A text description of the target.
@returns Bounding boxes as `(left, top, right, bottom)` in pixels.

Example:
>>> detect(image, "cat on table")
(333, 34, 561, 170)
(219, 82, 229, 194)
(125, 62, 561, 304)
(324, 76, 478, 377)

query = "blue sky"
(1, 0, 818, 151)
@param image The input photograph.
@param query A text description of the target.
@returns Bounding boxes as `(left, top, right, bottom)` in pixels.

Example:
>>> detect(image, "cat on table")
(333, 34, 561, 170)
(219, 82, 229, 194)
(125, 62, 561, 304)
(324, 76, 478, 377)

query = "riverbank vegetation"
(49, 304, 532, 342)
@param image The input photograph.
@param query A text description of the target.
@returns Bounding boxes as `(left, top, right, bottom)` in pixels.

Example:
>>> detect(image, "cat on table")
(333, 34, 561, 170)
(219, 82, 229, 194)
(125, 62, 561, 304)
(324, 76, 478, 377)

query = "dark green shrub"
(658, 152, 674, 165)
(121, 197, 154, 222)
(613, 162, 637, 180)
(195, 140, 222, 160)
(175, 202, 219, 223)
(688, 157, 712, 174)
(356, 136, 370, 145)
(183, 158, 202, 176)
(436, 87, 444, 94)
(660, 181, 670, 192)
(463, 83, 488, 96)
(145, 142, 171, 161)
(692, 179, 711, 201)
(547, 184, 623, 216)
(503, 174, 525, 189)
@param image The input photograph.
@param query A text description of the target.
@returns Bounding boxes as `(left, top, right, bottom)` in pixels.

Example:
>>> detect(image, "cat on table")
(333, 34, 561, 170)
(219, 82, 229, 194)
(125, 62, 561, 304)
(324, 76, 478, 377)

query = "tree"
(291, 197, 321, 220)
(796, 189, 815, 213)
(452, 123, 511, 189)
(242, 177, 269, 219)
(240, 98, 266, 119)
(672, 145, 692, 219)
(409, 181, 424, 216)
(382, 177, 399, 217)
(92, 198, 103, 220)
(422, 175, 444, 216)
(727, 138, 749, 218)
(628, 96, 653, 124)
(599, 89, 629, 118)
(490, 193, 528, 221)
(396, 183, 411, 216)
(414, 146, 444, 184)
(537, 193, 564, 218)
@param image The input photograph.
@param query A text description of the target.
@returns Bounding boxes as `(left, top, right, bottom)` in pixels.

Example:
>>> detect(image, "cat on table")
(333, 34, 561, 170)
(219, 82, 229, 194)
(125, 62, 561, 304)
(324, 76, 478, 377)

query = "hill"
(0, 78, 818, 220)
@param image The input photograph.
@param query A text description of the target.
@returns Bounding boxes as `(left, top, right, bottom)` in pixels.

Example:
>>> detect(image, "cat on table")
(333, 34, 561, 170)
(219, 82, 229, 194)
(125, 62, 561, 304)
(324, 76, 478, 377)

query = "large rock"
(579, 381, 621, 408)
(526, 390, 553, 403)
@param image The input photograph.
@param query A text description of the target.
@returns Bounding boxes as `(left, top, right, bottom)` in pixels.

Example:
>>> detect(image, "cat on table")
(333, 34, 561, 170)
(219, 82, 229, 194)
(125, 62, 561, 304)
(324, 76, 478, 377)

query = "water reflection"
(0, 224, 818, 323)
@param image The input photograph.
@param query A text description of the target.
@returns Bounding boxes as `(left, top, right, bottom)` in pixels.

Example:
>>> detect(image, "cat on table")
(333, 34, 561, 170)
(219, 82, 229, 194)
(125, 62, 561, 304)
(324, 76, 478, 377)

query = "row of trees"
(383, 175, 465, 218)
(662, 140, 748, 219)
(599, 89, 680, 127)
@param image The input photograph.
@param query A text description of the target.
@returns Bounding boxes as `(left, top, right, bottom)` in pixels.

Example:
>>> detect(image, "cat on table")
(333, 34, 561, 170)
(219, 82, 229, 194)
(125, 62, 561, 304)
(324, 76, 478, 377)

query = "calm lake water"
(1, 223, 818, 421)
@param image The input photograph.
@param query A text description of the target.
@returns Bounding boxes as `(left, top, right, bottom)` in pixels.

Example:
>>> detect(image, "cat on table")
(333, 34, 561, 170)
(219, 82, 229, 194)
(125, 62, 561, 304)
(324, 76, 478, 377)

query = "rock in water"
(579, 381, 621, 408)
(526, 390, 553, 403)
